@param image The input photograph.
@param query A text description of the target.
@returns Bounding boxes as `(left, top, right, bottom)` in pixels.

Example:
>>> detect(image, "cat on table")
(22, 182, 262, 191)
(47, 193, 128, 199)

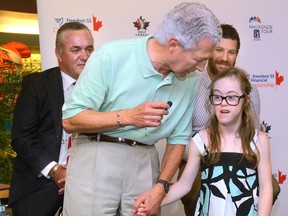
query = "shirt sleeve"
(62, 46, 110, 119)
(250, 85, 261, 129)
(192, 133, 207, 156)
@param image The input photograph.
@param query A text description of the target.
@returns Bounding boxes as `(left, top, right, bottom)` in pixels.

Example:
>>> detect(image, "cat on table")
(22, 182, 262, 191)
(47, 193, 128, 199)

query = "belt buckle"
(119, 137, 137, 146)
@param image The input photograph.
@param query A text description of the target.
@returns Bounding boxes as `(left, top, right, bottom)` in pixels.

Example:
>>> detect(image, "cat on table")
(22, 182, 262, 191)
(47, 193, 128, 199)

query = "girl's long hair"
(205, 67, 258, 168)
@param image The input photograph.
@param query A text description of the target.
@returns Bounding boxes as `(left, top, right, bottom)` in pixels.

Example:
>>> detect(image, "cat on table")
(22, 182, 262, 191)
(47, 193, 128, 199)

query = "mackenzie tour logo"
(249, 70, 284, 88)
(54, 15, 103, 32)
(248, 16, 273, 41)
(133, 16, 150, 37)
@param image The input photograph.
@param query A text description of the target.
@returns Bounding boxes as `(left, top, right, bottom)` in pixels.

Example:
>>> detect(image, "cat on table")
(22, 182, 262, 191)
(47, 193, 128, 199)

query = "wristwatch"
(156, 179, 170, 193)
(49, 164, 60, 180)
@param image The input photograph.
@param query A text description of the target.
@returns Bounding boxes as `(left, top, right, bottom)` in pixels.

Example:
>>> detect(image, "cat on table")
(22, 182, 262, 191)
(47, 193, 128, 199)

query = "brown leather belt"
(79, 133, 150, 147)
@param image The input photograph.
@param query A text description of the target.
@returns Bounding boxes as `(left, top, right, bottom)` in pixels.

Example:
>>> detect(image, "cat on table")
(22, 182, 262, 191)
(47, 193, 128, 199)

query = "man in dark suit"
(9, 22, 94, 216)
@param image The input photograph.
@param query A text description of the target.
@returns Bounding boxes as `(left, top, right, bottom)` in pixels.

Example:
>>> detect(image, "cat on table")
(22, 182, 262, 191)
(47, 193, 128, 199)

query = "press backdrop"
(36, 0, 287, 215)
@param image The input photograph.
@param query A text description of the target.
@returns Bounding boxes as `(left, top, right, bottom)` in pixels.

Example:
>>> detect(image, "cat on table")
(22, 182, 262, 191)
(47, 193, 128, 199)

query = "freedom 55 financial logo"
(249, 70, 284, 88)
(249, 16, 273, 41)
(277, 170, 287, 185)
(54, 15, 103, 32)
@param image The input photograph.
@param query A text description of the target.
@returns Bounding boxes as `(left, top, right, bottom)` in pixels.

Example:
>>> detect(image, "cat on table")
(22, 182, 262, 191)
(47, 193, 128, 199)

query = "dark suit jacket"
(9, 67, 64, 205)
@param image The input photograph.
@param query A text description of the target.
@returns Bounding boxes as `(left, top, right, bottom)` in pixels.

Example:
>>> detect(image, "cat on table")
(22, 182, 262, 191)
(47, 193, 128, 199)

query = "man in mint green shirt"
(62, 2, 221, 216)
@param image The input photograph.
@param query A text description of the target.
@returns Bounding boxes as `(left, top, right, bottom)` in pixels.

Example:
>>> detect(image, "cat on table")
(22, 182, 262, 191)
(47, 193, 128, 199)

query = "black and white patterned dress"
(193, 132, 259, 216)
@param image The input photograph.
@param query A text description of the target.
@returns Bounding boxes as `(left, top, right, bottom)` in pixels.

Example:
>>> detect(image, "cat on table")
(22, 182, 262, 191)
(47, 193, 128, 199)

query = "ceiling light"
(0, 10, 39, 35)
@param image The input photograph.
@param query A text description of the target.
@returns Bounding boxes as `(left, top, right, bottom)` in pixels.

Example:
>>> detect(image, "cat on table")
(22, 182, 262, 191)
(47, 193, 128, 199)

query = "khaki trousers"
(63, 136, 160, 216)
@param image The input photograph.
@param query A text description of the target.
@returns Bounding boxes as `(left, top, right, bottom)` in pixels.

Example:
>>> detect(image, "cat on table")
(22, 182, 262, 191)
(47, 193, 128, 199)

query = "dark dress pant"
(11, 182, 63, 216)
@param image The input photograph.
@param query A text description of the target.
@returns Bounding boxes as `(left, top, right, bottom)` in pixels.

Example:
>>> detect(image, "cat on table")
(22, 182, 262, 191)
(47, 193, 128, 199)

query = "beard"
(208, 58, 235, 76)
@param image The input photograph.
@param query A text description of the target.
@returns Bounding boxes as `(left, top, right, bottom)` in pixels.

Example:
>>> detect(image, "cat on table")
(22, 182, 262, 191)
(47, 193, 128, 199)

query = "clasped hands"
(133, 184, 166, 216)
(51, 164, 67, 195)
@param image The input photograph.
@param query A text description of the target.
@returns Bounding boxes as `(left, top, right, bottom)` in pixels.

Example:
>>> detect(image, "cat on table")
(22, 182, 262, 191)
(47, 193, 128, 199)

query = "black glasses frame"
(209, 94, 245, 106)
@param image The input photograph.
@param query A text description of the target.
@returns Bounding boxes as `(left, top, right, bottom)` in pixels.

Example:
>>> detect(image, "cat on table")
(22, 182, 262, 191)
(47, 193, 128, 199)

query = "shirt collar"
(61, 71, 76, 91)
(136, 35, 175, 84)
(200, 70, 212, 88)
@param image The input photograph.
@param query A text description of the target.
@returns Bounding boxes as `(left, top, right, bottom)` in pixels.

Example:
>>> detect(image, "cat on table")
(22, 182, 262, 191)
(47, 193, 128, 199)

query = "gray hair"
(154, 2, 222, 50)
(56, 22, 93, 50)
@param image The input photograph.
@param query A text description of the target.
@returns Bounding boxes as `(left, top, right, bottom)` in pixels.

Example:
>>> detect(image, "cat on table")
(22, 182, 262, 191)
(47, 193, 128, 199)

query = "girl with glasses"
(136, 67, 273, 216)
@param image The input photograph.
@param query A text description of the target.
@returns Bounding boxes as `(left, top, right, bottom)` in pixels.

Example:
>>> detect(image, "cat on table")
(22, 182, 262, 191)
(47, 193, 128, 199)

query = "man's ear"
(55, 47, 62, 62)
(168, 37, 181, 53)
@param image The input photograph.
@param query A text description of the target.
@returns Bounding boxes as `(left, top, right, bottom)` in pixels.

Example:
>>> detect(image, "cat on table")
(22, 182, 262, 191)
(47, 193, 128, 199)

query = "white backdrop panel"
(37, 0, 288, 215)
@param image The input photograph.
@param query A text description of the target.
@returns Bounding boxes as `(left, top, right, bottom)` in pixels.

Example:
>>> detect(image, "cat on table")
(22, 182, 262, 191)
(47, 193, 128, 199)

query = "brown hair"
(221, 24, 241, 53)
(205, 67, 258, 168)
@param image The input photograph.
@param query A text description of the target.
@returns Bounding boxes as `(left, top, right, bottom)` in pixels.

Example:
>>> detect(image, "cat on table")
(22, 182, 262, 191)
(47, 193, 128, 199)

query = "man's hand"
(52, 165, 67, 195)
(133, 184, 166, 216)
(125, 101, 171, 128)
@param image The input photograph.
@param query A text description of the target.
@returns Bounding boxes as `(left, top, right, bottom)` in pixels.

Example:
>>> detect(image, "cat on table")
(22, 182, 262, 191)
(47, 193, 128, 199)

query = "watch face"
(157, 179, 169, 193)
(164, 183, 169, 193)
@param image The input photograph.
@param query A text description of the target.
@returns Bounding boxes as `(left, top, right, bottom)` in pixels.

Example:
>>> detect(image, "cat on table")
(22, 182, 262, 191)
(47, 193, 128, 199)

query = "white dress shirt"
(40, 71, 76, 178)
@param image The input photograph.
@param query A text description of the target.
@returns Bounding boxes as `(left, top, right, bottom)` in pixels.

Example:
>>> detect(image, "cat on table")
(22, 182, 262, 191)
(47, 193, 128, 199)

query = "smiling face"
(207, 38, 238, 78)
(55, 29, 94, 79)
(212, 76, 245, 127)
(169, 38, 215, 79)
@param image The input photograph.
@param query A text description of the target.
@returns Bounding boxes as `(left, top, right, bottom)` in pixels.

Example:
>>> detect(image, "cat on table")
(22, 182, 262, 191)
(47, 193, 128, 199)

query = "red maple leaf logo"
(278, 170, 287, 184)
(275, 70, 284, 86)
(93, 16, 103, 31)
(133, 19, 142, 30)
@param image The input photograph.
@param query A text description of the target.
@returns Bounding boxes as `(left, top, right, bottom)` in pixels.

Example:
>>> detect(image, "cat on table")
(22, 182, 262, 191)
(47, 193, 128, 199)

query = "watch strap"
(156, 179, 170, 193)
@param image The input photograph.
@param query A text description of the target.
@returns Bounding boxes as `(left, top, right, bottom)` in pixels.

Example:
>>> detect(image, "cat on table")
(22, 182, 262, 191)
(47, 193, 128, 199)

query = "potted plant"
(0, 62, 22, 183)
(0, 49, 40, 183)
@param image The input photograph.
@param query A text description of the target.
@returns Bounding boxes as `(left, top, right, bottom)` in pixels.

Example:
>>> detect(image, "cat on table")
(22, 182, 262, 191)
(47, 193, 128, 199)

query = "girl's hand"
(135, 203, 147, 216)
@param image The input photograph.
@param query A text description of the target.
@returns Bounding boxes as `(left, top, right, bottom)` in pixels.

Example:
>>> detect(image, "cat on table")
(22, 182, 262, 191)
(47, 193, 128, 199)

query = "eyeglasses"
(209, 94, 245, 106)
